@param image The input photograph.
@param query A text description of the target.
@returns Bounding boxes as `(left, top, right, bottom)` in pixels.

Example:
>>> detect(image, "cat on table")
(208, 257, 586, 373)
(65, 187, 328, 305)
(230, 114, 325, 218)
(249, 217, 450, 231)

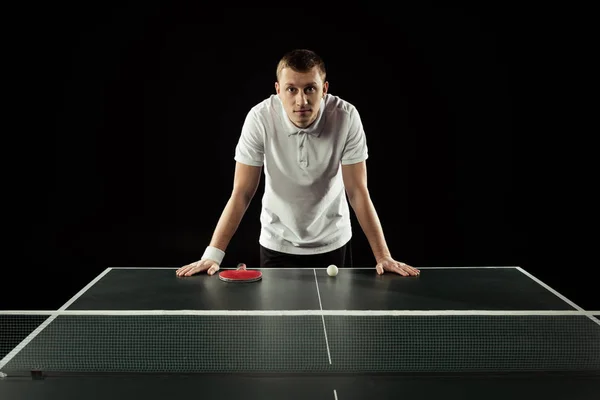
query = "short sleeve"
(341, 106, 369, 165)
(234, 110, 264, 166)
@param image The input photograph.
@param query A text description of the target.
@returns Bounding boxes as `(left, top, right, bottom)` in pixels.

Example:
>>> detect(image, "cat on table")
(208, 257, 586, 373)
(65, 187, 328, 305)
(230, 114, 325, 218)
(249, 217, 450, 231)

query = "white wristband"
(201, 246, 225, 265)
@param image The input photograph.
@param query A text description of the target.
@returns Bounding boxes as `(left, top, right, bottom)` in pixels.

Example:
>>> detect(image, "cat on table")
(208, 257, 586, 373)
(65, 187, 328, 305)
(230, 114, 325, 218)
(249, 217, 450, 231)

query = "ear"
(322, 81, 329, 97)
(275, 81, 280, 94)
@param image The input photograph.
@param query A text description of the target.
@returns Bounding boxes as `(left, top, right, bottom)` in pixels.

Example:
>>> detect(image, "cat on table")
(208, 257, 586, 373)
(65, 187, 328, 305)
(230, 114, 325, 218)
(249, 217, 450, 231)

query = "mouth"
(295, 109, 311, 114)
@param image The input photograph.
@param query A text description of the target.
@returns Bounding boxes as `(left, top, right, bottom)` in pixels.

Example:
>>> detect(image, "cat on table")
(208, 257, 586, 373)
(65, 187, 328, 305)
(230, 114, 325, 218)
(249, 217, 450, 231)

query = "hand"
(375, 256, 420, 276)
(176, 259, 220, 277)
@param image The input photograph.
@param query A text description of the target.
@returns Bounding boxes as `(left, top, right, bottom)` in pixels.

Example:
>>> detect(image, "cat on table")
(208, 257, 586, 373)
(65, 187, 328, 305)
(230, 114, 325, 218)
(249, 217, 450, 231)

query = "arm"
(342, 161, 419, 276)
(209, 161, 262, 251)
(176, 161, 261, 276)
(341, 161, 390, 262)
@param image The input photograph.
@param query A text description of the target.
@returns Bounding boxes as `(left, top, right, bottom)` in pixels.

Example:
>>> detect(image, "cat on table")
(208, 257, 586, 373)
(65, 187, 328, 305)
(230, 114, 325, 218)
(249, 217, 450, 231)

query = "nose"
(295, 92, 308, 106)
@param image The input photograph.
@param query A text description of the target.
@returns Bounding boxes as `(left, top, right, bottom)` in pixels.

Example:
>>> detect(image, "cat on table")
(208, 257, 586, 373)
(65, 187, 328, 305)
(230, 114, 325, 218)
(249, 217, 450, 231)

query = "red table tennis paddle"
(218, 263, 262, 282)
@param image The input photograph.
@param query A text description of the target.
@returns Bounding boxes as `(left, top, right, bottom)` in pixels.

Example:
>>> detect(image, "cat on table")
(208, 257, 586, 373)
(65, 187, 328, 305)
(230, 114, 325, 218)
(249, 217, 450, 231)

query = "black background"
(3, 3, 596, 310)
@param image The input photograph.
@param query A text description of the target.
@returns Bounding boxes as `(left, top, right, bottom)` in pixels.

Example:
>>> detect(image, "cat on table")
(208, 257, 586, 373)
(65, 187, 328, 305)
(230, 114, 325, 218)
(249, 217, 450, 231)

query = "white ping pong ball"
(327, 265, 338, 276)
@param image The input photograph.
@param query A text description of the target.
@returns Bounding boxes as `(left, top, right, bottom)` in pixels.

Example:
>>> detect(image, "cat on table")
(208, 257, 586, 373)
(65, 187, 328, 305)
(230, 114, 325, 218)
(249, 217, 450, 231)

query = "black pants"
(260, 240, 353, 268)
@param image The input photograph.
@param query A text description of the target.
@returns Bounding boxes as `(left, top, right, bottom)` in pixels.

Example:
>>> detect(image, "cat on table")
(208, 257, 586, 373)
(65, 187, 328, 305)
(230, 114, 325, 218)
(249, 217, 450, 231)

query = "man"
(176, 49, 419, 278)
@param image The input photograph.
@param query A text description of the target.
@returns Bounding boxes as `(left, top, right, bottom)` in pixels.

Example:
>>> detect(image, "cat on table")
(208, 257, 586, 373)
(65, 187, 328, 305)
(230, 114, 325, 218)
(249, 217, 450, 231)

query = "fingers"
(395, 262, 420, 276)
(176, 261, 203, 277)
(176, 260, 221, 277)
(176, 262, 199, 277)
(377, 261, 420, 277)
(207, 263, 220, 276)
(393, 263, 410, 276)
(175, 263, 189, 277)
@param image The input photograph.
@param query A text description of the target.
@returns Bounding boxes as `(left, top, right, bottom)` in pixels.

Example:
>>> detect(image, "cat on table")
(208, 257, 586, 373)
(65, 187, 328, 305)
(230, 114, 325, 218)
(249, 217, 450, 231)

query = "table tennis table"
(1, 266, 599, 399)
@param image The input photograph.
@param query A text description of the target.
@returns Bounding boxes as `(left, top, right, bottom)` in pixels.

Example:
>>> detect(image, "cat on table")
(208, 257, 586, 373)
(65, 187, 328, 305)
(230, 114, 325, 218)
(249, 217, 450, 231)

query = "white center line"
(313, 268, 332, 364)
(334, 389, 338, 399)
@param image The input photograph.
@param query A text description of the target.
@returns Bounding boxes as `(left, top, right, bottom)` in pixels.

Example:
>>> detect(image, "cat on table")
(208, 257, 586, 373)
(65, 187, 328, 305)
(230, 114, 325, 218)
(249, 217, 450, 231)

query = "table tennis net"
(1, 310, 599, 377)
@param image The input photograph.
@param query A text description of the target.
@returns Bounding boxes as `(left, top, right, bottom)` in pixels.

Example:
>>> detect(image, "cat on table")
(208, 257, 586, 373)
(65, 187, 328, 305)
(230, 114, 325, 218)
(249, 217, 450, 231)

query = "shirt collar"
(279, 97, 326, 137)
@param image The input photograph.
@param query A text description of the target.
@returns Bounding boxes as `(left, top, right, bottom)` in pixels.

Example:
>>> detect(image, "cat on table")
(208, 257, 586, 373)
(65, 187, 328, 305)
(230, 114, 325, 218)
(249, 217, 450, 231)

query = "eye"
(286, 87, 297, 93)
(305, 87, 316, 93)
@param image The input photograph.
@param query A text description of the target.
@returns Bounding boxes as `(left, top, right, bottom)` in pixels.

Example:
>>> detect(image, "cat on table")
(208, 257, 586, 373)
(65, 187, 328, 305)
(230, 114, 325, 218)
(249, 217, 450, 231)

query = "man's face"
(275, 67, 328, 129)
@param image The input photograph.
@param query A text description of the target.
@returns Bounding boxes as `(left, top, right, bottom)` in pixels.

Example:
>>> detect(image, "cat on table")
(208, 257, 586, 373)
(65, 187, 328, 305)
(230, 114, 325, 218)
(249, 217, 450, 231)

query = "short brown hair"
(276, 49, 326, 82)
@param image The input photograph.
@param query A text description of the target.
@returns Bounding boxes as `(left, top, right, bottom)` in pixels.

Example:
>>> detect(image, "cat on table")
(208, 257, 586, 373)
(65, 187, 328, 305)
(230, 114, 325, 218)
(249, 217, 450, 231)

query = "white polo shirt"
(234, 93, 369, 255)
